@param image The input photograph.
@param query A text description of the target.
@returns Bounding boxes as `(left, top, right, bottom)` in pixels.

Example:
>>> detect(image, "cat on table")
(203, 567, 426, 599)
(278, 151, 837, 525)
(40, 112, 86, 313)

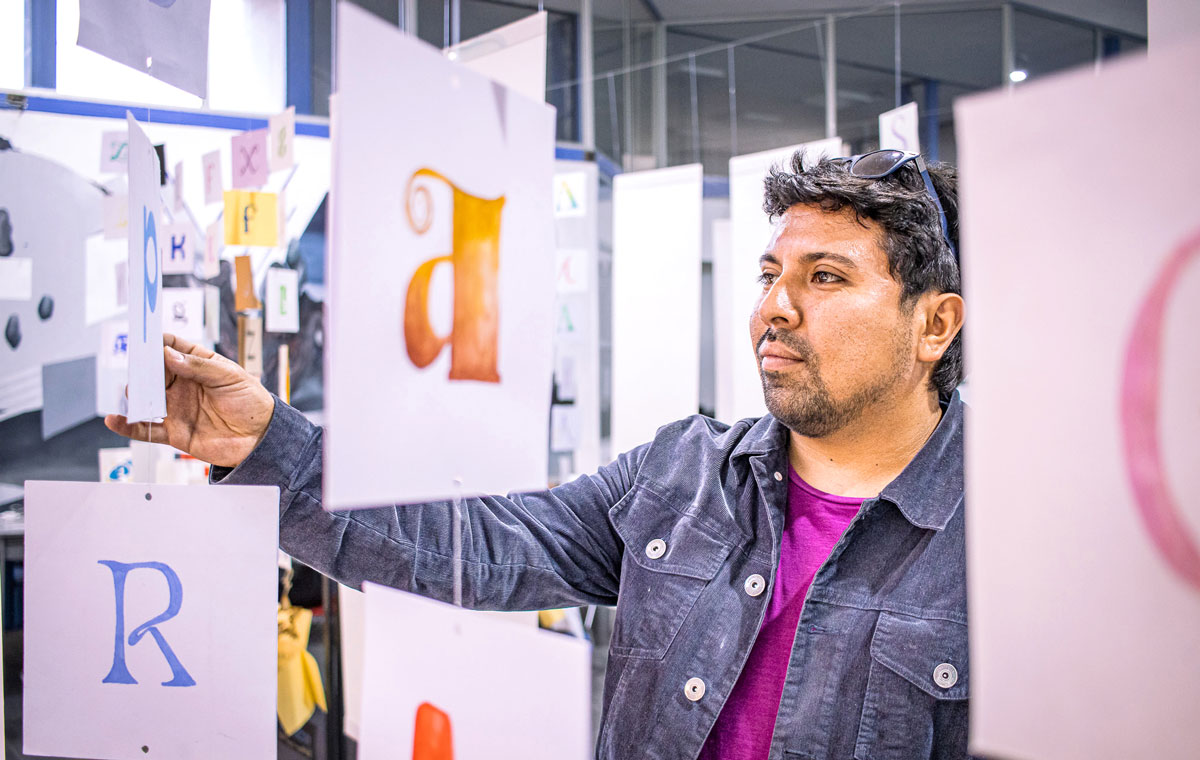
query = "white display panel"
(23, 481, 279, 760)
(358, 583, 590, 760)
(327, 5, 556, 507)
(721, 138, 843, 424)
(957, 44, 1200, 760)
(610, 164, 703, 455)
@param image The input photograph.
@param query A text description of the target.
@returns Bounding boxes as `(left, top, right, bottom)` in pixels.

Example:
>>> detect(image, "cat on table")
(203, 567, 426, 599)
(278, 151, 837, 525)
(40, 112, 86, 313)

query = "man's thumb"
(165, 346, 238, 386)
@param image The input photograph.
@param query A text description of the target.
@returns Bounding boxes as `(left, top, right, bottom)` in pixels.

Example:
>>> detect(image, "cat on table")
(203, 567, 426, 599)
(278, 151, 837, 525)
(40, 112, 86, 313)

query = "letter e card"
(23, 481, 279, 760)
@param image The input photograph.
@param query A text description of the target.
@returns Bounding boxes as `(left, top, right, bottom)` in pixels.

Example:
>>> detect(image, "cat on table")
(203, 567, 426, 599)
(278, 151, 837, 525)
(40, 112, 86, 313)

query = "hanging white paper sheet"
(327, 5, 555, 507)
(358, 583, 590, 760)
(96, 318, 129, 416)
(100, 130, 129, 174)
(201, 149, 223, 205)
(720, 138, 843, 424)
(125, 113, 166, 422)
(878, 102, 920, 153)
(611, 164, 703, 455)
(957, 44, 1200, 760)
(76, 0, 212, 98)
(23, 480, 278, 760)
(445, 11, 547, 105)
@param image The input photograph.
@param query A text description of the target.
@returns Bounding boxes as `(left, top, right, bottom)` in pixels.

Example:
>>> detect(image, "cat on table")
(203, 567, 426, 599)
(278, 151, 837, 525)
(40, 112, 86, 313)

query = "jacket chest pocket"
(608, 486, 733, 660)
(854, 612, 970, 760)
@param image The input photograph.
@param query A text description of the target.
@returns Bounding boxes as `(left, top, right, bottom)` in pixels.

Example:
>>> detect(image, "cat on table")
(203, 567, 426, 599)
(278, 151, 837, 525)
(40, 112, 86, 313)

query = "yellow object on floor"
(278, 605, 328, 736)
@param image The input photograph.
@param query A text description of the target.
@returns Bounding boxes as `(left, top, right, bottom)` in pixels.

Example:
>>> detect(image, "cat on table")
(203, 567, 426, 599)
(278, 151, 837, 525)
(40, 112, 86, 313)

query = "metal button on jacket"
(933, 663, 958, 689)
(684, 677, 706, 701)
(773, 471, 783, 481)
(645, 539, 667, 560)
(744, 574, 766, 597)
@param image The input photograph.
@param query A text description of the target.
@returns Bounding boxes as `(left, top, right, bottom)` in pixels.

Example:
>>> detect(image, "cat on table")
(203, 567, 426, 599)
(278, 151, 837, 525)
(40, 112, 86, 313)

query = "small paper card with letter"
(224, 190, 279, 247)
(359, 583, 590, 760)
(265, 267, 300, 333)
(160, 222, 194, 275)
(100, 131, 129, 174)
(231, 129, 269, 188)
(327, 5, 555, 506)
(125, 113, 167, 423)
(23, 480, 279, 760)
(269, 106, 296, 172)
(202, 150, 223, 205)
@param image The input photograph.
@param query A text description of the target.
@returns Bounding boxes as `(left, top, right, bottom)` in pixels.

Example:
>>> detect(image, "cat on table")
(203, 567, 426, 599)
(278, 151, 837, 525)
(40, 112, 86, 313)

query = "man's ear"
(916, 291, 964, 364)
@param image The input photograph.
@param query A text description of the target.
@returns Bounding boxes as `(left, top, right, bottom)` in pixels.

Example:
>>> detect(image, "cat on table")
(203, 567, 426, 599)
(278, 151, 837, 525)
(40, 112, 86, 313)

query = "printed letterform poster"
(326, 5, 555, 507)
(125, 114, 166, 423)
(958, 43, 1200, 760)
(358, 584, 589, 759)
(23, 481, 278, 760)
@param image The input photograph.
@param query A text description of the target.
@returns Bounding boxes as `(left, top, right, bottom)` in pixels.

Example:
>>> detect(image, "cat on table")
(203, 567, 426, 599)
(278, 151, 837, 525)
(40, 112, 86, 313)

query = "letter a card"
(23, 481, 279, 760)
(327, 6, 555, 507)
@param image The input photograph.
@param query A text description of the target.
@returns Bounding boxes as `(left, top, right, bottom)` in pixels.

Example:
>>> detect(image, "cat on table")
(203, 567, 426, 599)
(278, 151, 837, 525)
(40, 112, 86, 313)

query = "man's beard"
(757, 326, 909, 438)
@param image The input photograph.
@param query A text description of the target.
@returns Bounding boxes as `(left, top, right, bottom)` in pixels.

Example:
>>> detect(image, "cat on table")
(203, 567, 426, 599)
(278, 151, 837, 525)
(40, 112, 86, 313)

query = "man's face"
(751, 203, 917, 437)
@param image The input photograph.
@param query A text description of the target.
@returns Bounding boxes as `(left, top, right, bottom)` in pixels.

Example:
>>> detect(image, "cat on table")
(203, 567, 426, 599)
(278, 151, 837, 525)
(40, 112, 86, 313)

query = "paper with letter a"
(23, 480, 278, 760)
(327, 5, 555, 507)
(125, 113, 166, 423)
(958, 44, 1200, 760)
(358, 583, 590, 760)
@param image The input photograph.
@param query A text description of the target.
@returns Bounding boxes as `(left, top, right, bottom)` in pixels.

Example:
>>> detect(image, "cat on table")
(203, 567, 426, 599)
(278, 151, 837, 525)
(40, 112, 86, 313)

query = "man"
(107, 150, 967, 759)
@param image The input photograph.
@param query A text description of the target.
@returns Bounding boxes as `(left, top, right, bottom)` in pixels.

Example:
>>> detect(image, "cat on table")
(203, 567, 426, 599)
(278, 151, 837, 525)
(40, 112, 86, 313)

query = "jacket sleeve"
(211, 396, 643, 610)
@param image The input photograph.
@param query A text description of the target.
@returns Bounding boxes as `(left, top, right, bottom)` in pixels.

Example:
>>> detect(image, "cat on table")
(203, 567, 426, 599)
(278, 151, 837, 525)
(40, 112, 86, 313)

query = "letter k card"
(23, 481, 279, 760)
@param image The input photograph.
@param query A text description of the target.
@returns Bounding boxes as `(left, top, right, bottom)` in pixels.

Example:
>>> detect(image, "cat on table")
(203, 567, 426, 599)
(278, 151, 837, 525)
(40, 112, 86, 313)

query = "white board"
(358, 583, 590, 759)
(720, 137, 843, 424)
(23, 480, 279, 760)
(125, 113, 166, 423)
(956, 43, 1199, 760)
(611, 164, 703, 454)
(327, 5, 555, 507)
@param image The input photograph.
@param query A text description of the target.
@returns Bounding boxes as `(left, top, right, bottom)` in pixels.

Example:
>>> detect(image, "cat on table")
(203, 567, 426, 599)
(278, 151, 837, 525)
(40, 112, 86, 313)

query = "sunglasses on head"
(830, 149, 957, 260)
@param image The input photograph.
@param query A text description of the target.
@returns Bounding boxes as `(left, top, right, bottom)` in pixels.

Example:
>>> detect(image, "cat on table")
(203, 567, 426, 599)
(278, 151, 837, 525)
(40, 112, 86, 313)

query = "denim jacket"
(214, 391, 968, 760)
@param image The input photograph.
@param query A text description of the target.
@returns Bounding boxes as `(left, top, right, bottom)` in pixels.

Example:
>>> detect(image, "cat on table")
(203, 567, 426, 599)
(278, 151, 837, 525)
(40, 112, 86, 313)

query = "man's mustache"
(757, 327, 815, 363)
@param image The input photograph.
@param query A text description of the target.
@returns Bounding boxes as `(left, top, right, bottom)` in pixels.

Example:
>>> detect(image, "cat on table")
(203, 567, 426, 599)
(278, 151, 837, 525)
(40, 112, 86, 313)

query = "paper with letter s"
(125, 113, 167, 423)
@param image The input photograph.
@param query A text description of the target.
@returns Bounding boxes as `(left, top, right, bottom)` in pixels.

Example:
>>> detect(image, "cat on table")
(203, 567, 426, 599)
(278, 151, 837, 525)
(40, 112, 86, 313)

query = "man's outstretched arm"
(106, 335, 637, 610)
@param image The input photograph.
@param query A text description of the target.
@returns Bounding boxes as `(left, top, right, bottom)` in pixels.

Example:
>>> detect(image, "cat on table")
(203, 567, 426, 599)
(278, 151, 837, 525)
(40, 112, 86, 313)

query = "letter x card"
(23, 481, 279, 760)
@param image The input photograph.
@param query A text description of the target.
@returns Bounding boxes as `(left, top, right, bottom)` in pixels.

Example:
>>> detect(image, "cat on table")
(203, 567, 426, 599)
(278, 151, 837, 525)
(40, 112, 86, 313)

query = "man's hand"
(104, 334, 276, 468)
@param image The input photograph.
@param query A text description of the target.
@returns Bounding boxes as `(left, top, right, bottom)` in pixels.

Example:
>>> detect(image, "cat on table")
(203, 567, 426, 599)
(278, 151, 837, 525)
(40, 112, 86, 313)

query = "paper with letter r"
(125, 113, 167, 423)
(23, 480, 279, 760)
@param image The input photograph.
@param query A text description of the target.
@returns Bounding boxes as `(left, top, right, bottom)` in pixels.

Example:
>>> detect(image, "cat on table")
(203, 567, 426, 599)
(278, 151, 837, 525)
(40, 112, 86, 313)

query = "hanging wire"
(894, 0, 902, 108)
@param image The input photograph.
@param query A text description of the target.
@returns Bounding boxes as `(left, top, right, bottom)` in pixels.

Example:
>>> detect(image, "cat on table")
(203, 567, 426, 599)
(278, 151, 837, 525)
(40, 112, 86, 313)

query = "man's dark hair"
(762, 151, 962, 398)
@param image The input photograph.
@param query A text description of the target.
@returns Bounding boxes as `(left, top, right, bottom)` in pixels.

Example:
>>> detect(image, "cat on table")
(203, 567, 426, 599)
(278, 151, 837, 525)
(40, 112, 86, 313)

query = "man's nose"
(756, 278, 800, 328)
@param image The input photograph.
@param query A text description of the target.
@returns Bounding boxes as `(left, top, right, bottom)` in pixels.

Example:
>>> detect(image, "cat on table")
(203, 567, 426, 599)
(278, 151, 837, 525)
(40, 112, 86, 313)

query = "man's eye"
(757, 272, 777, 286)
(813, 271, 842, 284)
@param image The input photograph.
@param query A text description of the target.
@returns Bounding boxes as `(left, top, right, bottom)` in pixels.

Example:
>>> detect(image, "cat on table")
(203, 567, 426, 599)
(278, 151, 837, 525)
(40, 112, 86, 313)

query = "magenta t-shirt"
(698, 469, 863, 760)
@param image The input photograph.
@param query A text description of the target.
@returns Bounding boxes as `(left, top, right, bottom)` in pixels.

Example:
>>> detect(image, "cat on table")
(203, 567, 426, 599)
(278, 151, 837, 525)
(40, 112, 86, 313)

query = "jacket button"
(743, 574, 766, 597)
(645, 539, 667, 559)
(684, 677, 706, 701)
(773, 471, 783, 481)
(933, 663, 958, 689)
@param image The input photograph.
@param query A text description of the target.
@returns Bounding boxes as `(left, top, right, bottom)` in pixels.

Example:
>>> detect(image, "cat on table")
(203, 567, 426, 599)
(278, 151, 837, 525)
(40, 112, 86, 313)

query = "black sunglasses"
(831, 149, 957, 260)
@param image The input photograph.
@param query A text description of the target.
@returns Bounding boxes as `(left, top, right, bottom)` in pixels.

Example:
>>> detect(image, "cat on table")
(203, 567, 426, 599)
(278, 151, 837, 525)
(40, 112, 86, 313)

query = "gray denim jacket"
(214, 391, 968, 760)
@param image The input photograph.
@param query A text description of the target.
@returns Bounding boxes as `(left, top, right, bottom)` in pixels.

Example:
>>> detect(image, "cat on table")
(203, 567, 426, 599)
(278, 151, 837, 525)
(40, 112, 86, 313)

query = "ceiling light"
(1009, 69, 1028, 83)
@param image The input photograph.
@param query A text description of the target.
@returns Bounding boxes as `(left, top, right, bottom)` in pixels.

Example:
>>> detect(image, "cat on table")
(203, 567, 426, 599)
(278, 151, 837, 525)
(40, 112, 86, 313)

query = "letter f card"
(23, 481, 279, 760)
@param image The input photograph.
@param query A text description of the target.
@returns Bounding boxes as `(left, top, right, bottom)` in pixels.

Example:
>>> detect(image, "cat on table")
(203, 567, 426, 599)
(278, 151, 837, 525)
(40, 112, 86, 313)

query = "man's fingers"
(163, 345, 242, 387)
(163, 332, 216, 360)
(104, 415, 168, 442)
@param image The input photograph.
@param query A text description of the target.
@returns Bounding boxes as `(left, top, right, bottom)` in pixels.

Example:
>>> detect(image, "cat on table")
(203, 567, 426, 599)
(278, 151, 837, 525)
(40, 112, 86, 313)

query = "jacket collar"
(731, 390, 965, 531)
